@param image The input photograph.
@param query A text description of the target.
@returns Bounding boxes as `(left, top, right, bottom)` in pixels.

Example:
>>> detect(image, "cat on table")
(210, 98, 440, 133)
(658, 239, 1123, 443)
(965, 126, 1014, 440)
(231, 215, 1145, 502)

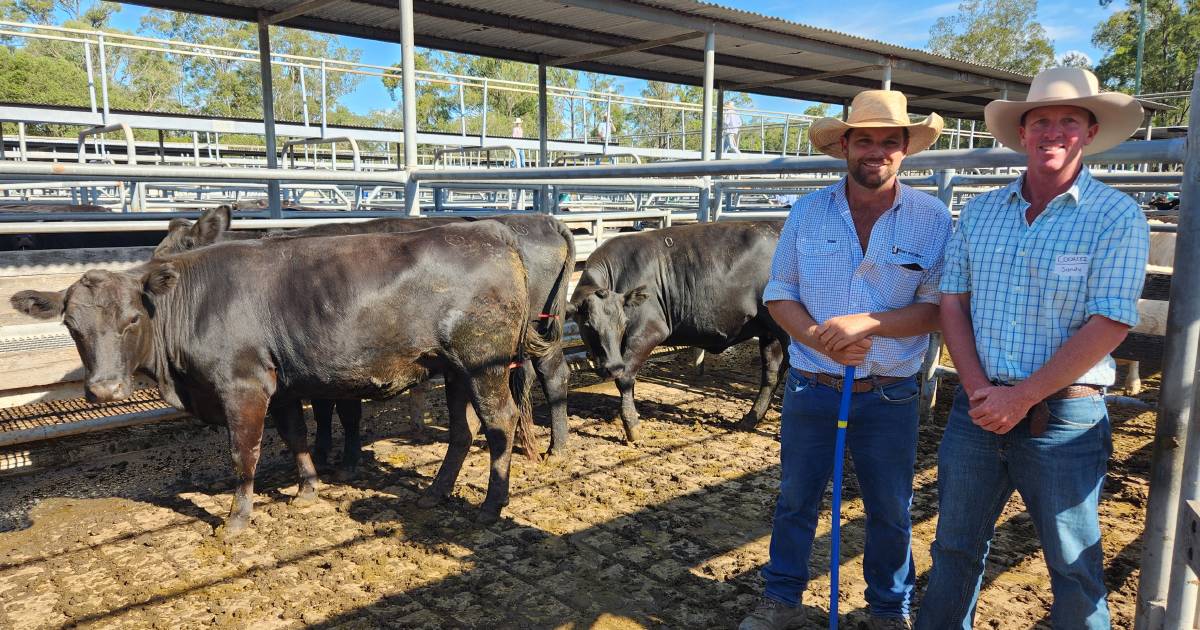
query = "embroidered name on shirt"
(1053, 254, 1089, 278)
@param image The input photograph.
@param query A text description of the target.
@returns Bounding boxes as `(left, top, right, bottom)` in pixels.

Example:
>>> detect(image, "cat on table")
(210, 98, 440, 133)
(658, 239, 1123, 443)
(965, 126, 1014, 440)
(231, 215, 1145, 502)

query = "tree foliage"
(928, 0, 1056, 74)
(1092, 0, 1197, 125)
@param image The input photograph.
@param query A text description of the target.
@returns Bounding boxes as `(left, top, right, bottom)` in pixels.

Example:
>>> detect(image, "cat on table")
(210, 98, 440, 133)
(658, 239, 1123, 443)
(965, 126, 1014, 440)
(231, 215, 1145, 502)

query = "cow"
(567, 221, 789, 443)
(12, 221, 548, 536)
(155, 205, 576, 462)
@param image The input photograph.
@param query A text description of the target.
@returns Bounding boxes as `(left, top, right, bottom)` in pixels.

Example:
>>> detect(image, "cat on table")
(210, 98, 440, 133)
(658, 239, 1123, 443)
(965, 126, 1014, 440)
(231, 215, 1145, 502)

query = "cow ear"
(154, 218, 194, 257)
(11, 290, 65, 320)
(624, 285, 649, 308)
(143, 263, 180, 296)
(193, 205, 231, 245)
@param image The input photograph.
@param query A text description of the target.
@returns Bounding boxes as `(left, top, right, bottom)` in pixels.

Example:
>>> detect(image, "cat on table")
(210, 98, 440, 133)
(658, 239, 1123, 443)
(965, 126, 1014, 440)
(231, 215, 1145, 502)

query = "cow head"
(10, 265, 179, 403)
(153, 205, 232, 256)
(567, 286, 648, 379)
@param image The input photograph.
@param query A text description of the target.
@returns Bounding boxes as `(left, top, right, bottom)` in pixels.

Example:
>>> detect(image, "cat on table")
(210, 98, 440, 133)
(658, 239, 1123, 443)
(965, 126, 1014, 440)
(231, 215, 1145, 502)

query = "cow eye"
(123, 314, 142, 331)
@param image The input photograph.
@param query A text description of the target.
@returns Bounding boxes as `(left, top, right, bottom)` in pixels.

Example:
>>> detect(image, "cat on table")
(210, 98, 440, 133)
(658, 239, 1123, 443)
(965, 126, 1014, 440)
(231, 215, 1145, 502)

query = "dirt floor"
(0, 346, 1157, 629)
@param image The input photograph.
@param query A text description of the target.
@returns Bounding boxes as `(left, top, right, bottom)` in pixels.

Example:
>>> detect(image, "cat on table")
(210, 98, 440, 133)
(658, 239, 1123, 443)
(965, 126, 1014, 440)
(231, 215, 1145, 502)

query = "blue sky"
(101, 0, 1124, 117)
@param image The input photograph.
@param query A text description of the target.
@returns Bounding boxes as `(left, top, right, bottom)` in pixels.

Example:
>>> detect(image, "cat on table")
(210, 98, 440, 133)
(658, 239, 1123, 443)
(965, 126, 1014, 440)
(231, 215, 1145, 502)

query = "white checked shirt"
(940, 168, 1150, 386)
(764, 179, 952, 379)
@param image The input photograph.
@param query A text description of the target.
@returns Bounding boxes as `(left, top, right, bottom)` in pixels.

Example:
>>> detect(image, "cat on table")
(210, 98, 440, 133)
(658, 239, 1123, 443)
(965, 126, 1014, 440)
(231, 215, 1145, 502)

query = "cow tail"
(542, 217, 576, 346)
(510, 357, 540, 461)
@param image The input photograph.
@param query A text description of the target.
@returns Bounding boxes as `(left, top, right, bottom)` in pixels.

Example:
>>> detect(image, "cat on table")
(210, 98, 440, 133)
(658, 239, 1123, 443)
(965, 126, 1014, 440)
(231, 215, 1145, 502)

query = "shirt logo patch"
(1054, 254, 1089, 278)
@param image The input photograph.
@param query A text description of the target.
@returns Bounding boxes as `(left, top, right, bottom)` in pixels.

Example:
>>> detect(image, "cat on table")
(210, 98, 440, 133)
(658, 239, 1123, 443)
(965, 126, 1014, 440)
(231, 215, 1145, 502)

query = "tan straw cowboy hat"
(984, 66, 1143, 155)
(808, 90, 944, 159)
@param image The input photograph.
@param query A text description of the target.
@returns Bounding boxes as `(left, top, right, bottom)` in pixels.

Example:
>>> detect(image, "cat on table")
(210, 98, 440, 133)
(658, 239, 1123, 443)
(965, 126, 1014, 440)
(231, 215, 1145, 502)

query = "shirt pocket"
(798, 233, 843, 289)
(872, 241, 931, 309)
(1038, 243, 1090, 323)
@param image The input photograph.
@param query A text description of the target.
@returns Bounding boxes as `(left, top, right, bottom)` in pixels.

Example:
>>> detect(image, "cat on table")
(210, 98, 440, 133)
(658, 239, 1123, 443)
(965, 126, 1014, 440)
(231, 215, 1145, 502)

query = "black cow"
(157, 206, 576, 460)
(12, 222, 547, 535)
(567, 221, 788, 442)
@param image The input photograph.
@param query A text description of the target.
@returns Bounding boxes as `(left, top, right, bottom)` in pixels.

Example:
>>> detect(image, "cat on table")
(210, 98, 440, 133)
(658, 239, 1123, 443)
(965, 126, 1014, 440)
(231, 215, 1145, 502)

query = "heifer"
(568, 221, 788, 442)
(157, 205, 576, 457)
(13, 222, 545, 535)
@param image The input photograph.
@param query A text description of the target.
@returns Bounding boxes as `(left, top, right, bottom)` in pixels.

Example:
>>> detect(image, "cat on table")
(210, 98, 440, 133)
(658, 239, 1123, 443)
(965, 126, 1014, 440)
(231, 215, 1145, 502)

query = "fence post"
(83, 41, 98, 115)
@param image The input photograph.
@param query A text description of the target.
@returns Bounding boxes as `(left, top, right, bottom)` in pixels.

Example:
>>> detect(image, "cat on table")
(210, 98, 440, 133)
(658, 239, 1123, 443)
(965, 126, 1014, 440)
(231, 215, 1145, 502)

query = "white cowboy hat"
(808, 90, 943, 159)
(984, 66, 1144, 155)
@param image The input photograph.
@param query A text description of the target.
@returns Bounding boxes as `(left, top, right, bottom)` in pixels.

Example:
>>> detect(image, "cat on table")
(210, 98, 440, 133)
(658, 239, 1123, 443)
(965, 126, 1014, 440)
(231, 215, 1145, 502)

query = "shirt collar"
(832, 177, 905, 212)
(1006, 167, 1091, 208)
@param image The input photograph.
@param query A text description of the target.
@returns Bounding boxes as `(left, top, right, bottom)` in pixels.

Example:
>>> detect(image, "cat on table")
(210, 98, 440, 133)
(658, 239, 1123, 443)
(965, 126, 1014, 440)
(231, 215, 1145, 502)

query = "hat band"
(846, 115, 921, 125)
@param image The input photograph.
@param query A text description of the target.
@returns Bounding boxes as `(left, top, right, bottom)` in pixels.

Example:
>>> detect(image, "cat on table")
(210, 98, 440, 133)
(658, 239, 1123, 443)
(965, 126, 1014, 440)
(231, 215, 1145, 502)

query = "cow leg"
(469, 367, 521, 524)
(310, 399, 335, 469)
(334, 399, 363, 481)
(1126, 360, 1142, 395)
(535, 349, 572, 457)
(271, 399, 319, 504)
(220, 392, 269, 538)
(408, 380, 430, 441)
(738, 336, 787, 430)
(419, 375, 479, 508)
(615, 328, 666, 445)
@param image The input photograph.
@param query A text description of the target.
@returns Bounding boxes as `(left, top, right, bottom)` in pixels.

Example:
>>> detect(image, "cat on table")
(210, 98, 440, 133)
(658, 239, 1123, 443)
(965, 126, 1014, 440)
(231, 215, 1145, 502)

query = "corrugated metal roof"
(123, 0, 1041, 118)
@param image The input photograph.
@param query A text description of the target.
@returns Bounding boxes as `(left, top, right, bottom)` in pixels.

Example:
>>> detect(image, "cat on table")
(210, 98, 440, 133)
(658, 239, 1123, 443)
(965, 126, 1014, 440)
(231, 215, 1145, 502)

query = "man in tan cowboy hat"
(740, 90, 950, 630)
(916, 67, 1148, 628)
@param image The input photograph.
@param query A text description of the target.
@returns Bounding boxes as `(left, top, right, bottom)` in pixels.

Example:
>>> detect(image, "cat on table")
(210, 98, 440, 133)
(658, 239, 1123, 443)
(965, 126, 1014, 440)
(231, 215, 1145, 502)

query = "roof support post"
(882, 60, 892, 90)
(256, 13, 281, 219)
(715, 88, 725, 160)
(538, 57, 550, 212)
(399, 0, 418, 173)
(701, 28, 715, 161)
(538, 59, 549, 167)
(1158, 58, 1200, 630)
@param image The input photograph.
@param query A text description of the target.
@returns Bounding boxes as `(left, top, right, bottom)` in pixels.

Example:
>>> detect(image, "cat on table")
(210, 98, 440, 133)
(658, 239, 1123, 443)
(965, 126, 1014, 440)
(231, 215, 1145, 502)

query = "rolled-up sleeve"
(763, 204, 803, 304)
(939, 213, 971, 294)
(1086, 203, 1149, 326)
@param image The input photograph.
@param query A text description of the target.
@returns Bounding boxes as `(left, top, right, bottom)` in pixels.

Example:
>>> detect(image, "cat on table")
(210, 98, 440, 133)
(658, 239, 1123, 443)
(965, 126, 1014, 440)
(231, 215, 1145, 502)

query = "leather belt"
(797, 369, 910, 393)
(1023, 384, 1105, 436)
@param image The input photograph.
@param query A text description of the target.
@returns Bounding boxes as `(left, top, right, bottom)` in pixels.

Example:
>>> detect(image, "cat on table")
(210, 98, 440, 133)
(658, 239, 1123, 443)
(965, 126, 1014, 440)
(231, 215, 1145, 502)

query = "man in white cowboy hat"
(915, 67, 1148, 629)
(740, 90, 950, 630)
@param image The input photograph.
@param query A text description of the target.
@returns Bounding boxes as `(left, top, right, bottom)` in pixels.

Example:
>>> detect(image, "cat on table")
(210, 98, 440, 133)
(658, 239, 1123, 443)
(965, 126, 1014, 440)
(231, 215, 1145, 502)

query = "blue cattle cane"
(829, 364, 854, 628)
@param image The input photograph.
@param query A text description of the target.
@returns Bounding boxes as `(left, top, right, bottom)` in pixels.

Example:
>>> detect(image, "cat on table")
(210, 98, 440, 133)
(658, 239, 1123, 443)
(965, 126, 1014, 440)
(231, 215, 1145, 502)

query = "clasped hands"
(812, 313, 876, 366)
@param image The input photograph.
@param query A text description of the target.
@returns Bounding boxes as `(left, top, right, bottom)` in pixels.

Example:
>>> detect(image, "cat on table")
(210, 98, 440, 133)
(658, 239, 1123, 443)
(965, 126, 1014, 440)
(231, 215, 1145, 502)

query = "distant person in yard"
(915, 67, 1148, 630)
(723, 101, 742, 156)
(511, 117, 524, 139)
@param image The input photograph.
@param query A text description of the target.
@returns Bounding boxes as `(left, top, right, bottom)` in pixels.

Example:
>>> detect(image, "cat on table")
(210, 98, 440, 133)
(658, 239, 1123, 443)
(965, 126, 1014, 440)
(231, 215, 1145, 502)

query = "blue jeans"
(915, 388, 1111, 629)
(762, 369, 920, 617)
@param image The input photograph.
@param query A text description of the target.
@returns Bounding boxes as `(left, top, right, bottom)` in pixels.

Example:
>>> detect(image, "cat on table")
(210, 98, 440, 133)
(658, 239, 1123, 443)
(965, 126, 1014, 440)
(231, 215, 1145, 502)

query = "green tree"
(1092, 0, 1197, 125)
(928, 0, 1056, 74)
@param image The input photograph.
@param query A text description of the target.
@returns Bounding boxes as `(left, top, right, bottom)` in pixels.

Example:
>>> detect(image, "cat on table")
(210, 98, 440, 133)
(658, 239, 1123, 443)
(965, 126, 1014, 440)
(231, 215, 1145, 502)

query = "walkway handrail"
(77, 122, 137, 166)
(283, 136, 362, 171)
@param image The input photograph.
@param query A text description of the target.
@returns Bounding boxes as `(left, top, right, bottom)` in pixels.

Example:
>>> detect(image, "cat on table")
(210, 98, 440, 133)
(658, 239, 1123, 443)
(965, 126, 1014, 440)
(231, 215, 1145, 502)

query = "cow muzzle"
(597, 361, 626, 380)
(85, 378, 131, 403)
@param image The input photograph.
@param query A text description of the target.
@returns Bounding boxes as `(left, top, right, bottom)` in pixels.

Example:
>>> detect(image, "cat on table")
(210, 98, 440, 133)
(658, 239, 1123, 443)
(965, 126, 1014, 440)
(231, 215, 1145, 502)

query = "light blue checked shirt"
(940, 168, 1150, 386)
(764, 179, 952, 379)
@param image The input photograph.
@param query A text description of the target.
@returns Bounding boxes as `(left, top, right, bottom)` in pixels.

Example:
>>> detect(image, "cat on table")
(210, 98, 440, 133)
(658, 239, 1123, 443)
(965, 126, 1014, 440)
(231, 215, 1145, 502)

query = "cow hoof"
(217, 516, 249, 540)
(623, 426, 641, 444)
(417, 494, 443, 509)
(291, 488, 319, 506)
(736, 413, 762, 431)
(476, 509, 501, 526)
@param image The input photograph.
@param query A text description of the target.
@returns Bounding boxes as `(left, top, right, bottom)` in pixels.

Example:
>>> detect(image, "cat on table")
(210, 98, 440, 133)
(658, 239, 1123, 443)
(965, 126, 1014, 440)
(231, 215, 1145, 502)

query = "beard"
(848, 160, 896, 189)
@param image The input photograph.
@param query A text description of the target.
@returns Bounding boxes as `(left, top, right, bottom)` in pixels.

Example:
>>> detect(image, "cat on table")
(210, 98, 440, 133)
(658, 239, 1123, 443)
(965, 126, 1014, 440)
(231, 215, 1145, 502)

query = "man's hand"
(827, 337, 872, 366)
(968, 385, 1038, 434)
(816, 313, 879, 353)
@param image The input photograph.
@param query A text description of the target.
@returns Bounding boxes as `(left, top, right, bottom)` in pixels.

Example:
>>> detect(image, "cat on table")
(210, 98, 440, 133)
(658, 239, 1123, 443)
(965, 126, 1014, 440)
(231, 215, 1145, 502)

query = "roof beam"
(725, 65, 880, 91)
(906, 87, 997, 102)
(555, 0, 1022, 92)
(547, 31, 706, 67)
(264, 0, 345, 25)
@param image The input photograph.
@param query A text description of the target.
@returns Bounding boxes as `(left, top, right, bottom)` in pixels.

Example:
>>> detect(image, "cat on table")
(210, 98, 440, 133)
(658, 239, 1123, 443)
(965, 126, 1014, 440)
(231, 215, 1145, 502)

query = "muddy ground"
(0, 346, 1155, 629)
